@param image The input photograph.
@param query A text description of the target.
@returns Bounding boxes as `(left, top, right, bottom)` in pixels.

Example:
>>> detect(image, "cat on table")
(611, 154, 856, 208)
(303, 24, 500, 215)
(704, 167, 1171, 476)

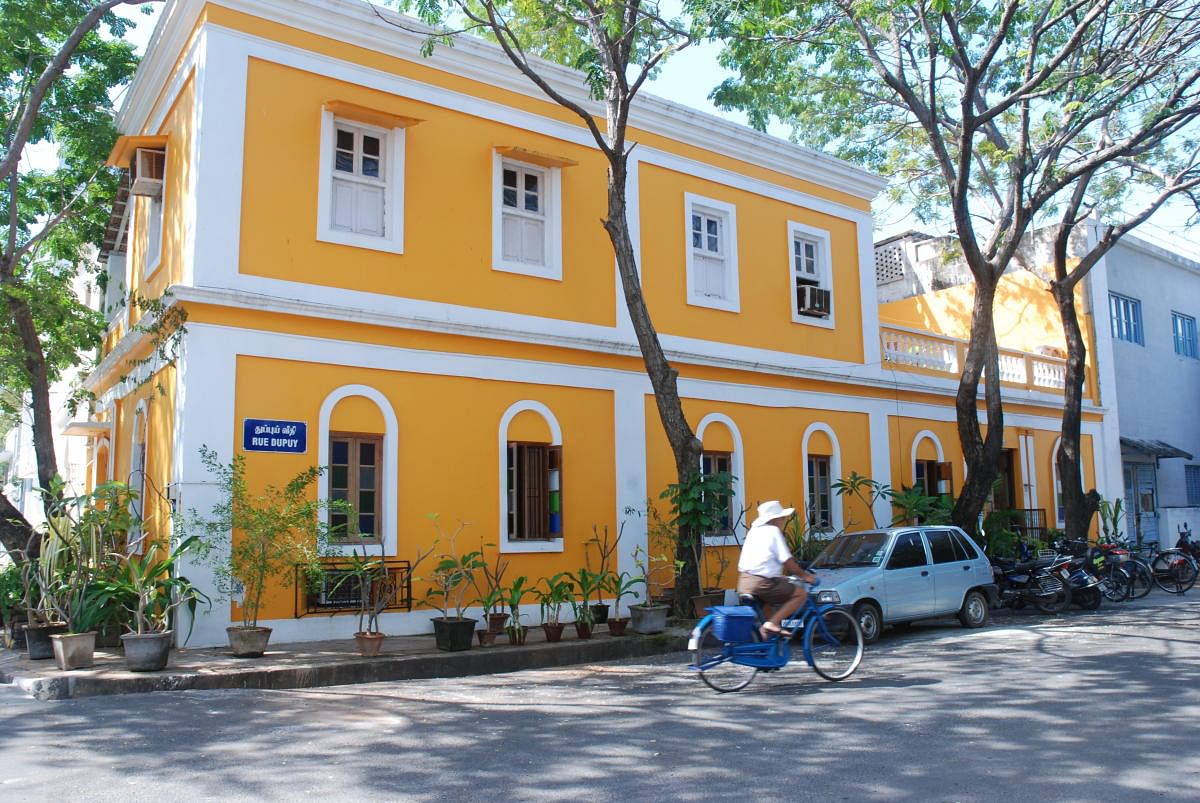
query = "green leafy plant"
(889, 487, 953, 526)
(472, 537, 509, 618)
(88, 536, 210, 641)
(630, 543, 678, 608)
(188, 447, 339, 629)
(535, 572, 573, 626)
(566, 568, 606, 627)
(584, 523, 622, 606)
(504, 575, 532, 637)
(832, 472, 892, 529)
(1098, 497, 1126, 545)
(981, 509, 1025, 558)
(660, 470, 736, 595)
(783, 515, 840, 563)
(607, 570, 642, 619)
(421, 517, 483, 620)
(0, 563, 23, 646)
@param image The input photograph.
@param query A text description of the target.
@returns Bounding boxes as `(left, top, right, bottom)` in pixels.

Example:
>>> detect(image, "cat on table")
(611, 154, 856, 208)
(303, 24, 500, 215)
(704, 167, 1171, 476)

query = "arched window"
(910, 430, 952, 497)
(499, 401, 563, 554)
(1051, 439, 1065, 528)
(696, 413, 745, 539)
(318, 384, 399, 554)
(802, 423, 843, 533)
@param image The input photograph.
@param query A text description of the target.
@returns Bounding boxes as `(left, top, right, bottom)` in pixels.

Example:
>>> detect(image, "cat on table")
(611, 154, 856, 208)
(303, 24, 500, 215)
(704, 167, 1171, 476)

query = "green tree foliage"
(0, 1, 158, 549)
(704, 0, 1200, 536)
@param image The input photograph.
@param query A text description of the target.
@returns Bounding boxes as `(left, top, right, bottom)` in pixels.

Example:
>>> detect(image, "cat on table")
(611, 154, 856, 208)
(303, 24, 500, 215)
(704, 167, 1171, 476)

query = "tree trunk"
(0, 489, 35, 563)
(1053, 283, 1099, 540)
(951, 279, 1005, 534)
(4, 291, 60, 541)
(602, 150, 703, 612)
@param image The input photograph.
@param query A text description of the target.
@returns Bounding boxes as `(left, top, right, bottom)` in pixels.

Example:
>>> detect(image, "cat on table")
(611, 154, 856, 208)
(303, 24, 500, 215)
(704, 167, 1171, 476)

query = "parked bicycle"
(689, 580, 864, 692)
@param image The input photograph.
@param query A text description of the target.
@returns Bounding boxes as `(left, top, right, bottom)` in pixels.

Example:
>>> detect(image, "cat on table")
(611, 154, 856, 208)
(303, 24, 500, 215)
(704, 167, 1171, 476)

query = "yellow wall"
(230, 356, 615, 623)
(639, 163, 865, 359)
(110, 366, 178, 550)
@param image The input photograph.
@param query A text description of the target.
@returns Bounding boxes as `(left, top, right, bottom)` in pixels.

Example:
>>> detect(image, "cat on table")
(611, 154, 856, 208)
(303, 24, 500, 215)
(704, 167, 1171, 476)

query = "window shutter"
(521, 218, 546, 264)
(936, 462, 954, 496)
(548, 446, 562, 537)
(696, 253, 724, 297)
(332, 179, 356, 231)
(355, 185, 385, 236)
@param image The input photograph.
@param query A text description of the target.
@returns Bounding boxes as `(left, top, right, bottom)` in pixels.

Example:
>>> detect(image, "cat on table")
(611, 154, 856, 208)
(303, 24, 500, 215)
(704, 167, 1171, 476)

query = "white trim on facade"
(315, 111, 406, 254)
(683, 193, 740, 312)
(491, 151, 563, 280)
(801, 422, 844, 533)
(786, 220, 835, 330)
(497, 400, 564, 554)
(696, 412, 747, 547)
(909, 429, 945, 486)
(316, 384, 401, 555)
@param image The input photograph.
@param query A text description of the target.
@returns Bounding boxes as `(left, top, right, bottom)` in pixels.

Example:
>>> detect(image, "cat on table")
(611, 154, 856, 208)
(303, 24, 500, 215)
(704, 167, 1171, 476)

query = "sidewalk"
(0, 625, 690, 701)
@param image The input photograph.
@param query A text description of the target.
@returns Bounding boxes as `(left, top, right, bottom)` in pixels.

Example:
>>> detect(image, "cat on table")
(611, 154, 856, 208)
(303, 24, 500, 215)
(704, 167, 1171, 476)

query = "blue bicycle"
(688, 582, 864, 692)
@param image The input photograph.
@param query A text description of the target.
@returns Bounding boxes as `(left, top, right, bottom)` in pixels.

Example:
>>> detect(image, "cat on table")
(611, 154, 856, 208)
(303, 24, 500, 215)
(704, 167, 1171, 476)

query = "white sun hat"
(751, 500, 795, 528)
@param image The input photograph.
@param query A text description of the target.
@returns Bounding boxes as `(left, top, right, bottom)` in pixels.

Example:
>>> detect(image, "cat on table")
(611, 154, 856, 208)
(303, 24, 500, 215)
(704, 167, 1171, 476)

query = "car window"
(950, 530, 981, 561)
(926, 530, 959, 564)
(887, 532, 928, 569)
(811, 532, 889, 568)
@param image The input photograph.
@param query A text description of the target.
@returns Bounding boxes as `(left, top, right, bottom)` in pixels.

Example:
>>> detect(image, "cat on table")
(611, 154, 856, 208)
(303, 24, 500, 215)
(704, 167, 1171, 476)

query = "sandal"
(760, 622, 793, 639)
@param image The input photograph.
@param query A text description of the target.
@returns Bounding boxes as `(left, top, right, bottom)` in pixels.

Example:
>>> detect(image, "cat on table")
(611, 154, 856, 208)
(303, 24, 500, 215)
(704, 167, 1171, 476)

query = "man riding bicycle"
(737, 500, 816, 638)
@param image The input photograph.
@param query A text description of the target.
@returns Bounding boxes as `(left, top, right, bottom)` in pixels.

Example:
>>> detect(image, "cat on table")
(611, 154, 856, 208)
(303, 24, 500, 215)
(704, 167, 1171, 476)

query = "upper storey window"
(684, 193, 739, 312)
(331, 123, 386, 237)
(788, 221, 834, 327)
(1109, 292, 1143, 345)
(493, 152, 563, 280)
(316, 108, 407, 255)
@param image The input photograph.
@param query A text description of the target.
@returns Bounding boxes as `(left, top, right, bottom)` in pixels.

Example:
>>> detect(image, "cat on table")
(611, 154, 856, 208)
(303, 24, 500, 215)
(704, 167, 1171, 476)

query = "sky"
(47, 1, 1198, 253)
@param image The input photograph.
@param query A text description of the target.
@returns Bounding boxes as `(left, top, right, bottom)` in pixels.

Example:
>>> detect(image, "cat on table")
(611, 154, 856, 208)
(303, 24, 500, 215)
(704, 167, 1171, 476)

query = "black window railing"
(294, 558, 413, 618)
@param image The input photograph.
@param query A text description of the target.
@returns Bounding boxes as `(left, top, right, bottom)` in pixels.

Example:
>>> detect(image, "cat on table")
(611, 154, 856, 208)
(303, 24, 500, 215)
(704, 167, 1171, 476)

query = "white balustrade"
(997, 352, 1027, 384)
(880, 328, 959, 374)
(1031, 358, 1067, 390)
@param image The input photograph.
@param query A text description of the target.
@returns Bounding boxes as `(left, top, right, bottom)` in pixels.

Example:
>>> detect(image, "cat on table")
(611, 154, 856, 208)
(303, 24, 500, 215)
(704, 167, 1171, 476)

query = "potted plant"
(535, 572, 572, 642)
(328, 544, 431, 658)
(473, 539, 511, 635)
(422, 518, 484, 652)
(87, 536, 210, 671)
(628, 544, 673, 634)
(661, 472, 738, 618)
(504, 575, 531, 645)
(189, 447, 337, 658)
(0, 563, 23, 649)
(584, 523, 622, 624)
(567, 568, 606, 639)
(606, 570, 642, 636)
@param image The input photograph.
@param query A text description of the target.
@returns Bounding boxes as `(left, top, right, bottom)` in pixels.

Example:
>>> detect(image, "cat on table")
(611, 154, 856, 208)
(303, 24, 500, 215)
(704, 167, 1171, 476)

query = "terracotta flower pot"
(50, 631, 96, 671)
(355, 631, 386, 657)
(542, 622, 566, 642)
(607, 617, 629, 636)
(122, 631, 173, 672)
(505, 625, 527, 645)
(486, 612, 510, 634)
(691, 591, 726, 618)
(476, 629, 498, 646)
(574, 621, 593, 640)
(227, 626, 272, 658)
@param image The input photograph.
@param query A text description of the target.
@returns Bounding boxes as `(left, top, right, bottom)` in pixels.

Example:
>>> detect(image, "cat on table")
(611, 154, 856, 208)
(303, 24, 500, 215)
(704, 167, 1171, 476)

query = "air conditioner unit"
(130, 148, 165, 198)
(796, 283, 831, 318)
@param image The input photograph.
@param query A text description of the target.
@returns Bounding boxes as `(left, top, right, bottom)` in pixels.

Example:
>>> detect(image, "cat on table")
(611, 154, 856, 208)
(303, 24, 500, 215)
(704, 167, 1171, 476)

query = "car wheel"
(957, 590, 989, 629)
(853, 602, 882, 644)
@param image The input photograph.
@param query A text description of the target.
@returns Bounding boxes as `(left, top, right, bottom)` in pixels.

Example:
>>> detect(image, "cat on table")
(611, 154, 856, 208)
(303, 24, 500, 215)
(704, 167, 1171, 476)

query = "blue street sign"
(243, 419, 307, 453)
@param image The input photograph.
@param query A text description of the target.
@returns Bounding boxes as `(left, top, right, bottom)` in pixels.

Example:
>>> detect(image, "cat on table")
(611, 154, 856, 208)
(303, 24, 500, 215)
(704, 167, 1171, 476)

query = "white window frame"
(492, 152, 562, 280)
(786, 220, 835, 329)
(316, 111, 406, 255)
(684, 193, 740, 312)
(144, 194, 163, 279)
(497, 400, 564, 554)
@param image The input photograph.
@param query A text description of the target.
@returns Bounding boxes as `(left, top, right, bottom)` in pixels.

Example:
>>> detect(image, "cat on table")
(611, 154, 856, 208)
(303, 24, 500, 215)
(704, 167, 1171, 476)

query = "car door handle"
(921, 570, 929, 576)
(963, 565, 971, 571)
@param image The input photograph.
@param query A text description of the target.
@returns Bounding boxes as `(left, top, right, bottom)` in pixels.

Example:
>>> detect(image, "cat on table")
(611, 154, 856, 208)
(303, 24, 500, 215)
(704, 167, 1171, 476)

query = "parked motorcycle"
(991, 550, 1074, 614)
(1053, 539, 1104, 610)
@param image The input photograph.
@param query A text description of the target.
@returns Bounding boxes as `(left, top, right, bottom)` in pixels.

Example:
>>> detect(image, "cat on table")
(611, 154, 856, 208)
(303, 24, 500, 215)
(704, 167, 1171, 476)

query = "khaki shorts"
(737, 572, 796, 605)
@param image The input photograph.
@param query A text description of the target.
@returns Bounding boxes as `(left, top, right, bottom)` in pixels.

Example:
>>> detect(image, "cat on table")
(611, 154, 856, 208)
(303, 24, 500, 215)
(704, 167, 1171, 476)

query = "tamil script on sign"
(242, 418, 308, 454)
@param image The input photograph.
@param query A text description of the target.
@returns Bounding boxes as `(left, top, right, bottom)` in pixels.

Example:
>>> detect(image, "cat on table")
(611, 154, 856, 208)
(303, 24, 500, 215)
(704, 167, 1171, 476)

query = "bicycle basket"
(710, 606, 758, 643)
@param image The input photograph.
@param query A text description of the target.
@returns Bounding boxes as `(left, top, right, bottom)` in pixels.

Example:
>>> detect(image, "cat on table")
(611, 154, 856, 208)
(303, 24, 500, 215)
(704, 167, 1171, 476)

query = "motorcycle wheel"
(1074, 586, 1102, 611)
(1033, 579, 1072, 614)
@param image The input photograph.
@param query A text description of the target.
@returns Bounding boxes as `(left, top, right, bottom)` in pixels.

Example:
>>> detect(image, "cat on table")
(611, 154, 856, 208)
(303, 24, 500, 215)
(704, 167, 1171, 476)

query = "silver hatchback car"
(807, 526, 999, 643)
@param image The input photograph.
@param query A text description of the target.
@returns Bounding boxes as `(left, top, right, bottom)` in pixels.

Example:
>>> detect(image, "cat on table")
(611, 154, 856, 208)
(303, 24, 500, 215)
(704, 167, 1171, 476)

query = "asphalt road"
(3, 591, 1198, 802)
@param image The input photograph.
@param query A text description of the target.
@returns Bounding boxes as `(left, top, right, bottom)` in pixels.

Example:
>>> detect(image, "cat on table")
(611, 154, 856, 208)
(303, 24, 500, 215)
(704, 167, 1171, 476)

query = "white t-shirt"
(738, 523, 793, 577)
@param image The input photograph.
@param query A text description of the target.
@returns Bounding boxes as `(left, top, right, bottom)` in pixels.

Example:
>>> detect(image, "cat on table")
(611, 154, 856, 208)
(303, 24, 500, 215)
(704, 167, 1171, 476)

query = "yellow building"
(84, 0, 1118, 646)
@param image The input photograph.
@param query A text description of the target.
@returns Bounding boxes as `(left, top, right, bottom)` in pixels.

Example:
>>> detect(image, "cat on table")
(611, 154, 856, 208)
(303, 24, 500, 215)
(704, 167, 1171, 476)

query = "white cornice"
(120, 0, 886, 201)
(86, 284, 1102, 419)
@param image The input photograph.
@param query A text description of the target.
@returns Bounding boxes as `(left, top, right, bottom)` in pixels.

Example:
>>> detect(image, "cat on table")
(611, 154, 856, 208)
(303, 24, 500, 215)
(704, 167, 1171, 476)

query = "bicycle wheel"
(805, 608, 863, 682)
(1152, 551, 1198, 594)
(1100, 565, 1130, 602)
(1124, 559, 1153, 600)
(694, 622, 758, 693)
